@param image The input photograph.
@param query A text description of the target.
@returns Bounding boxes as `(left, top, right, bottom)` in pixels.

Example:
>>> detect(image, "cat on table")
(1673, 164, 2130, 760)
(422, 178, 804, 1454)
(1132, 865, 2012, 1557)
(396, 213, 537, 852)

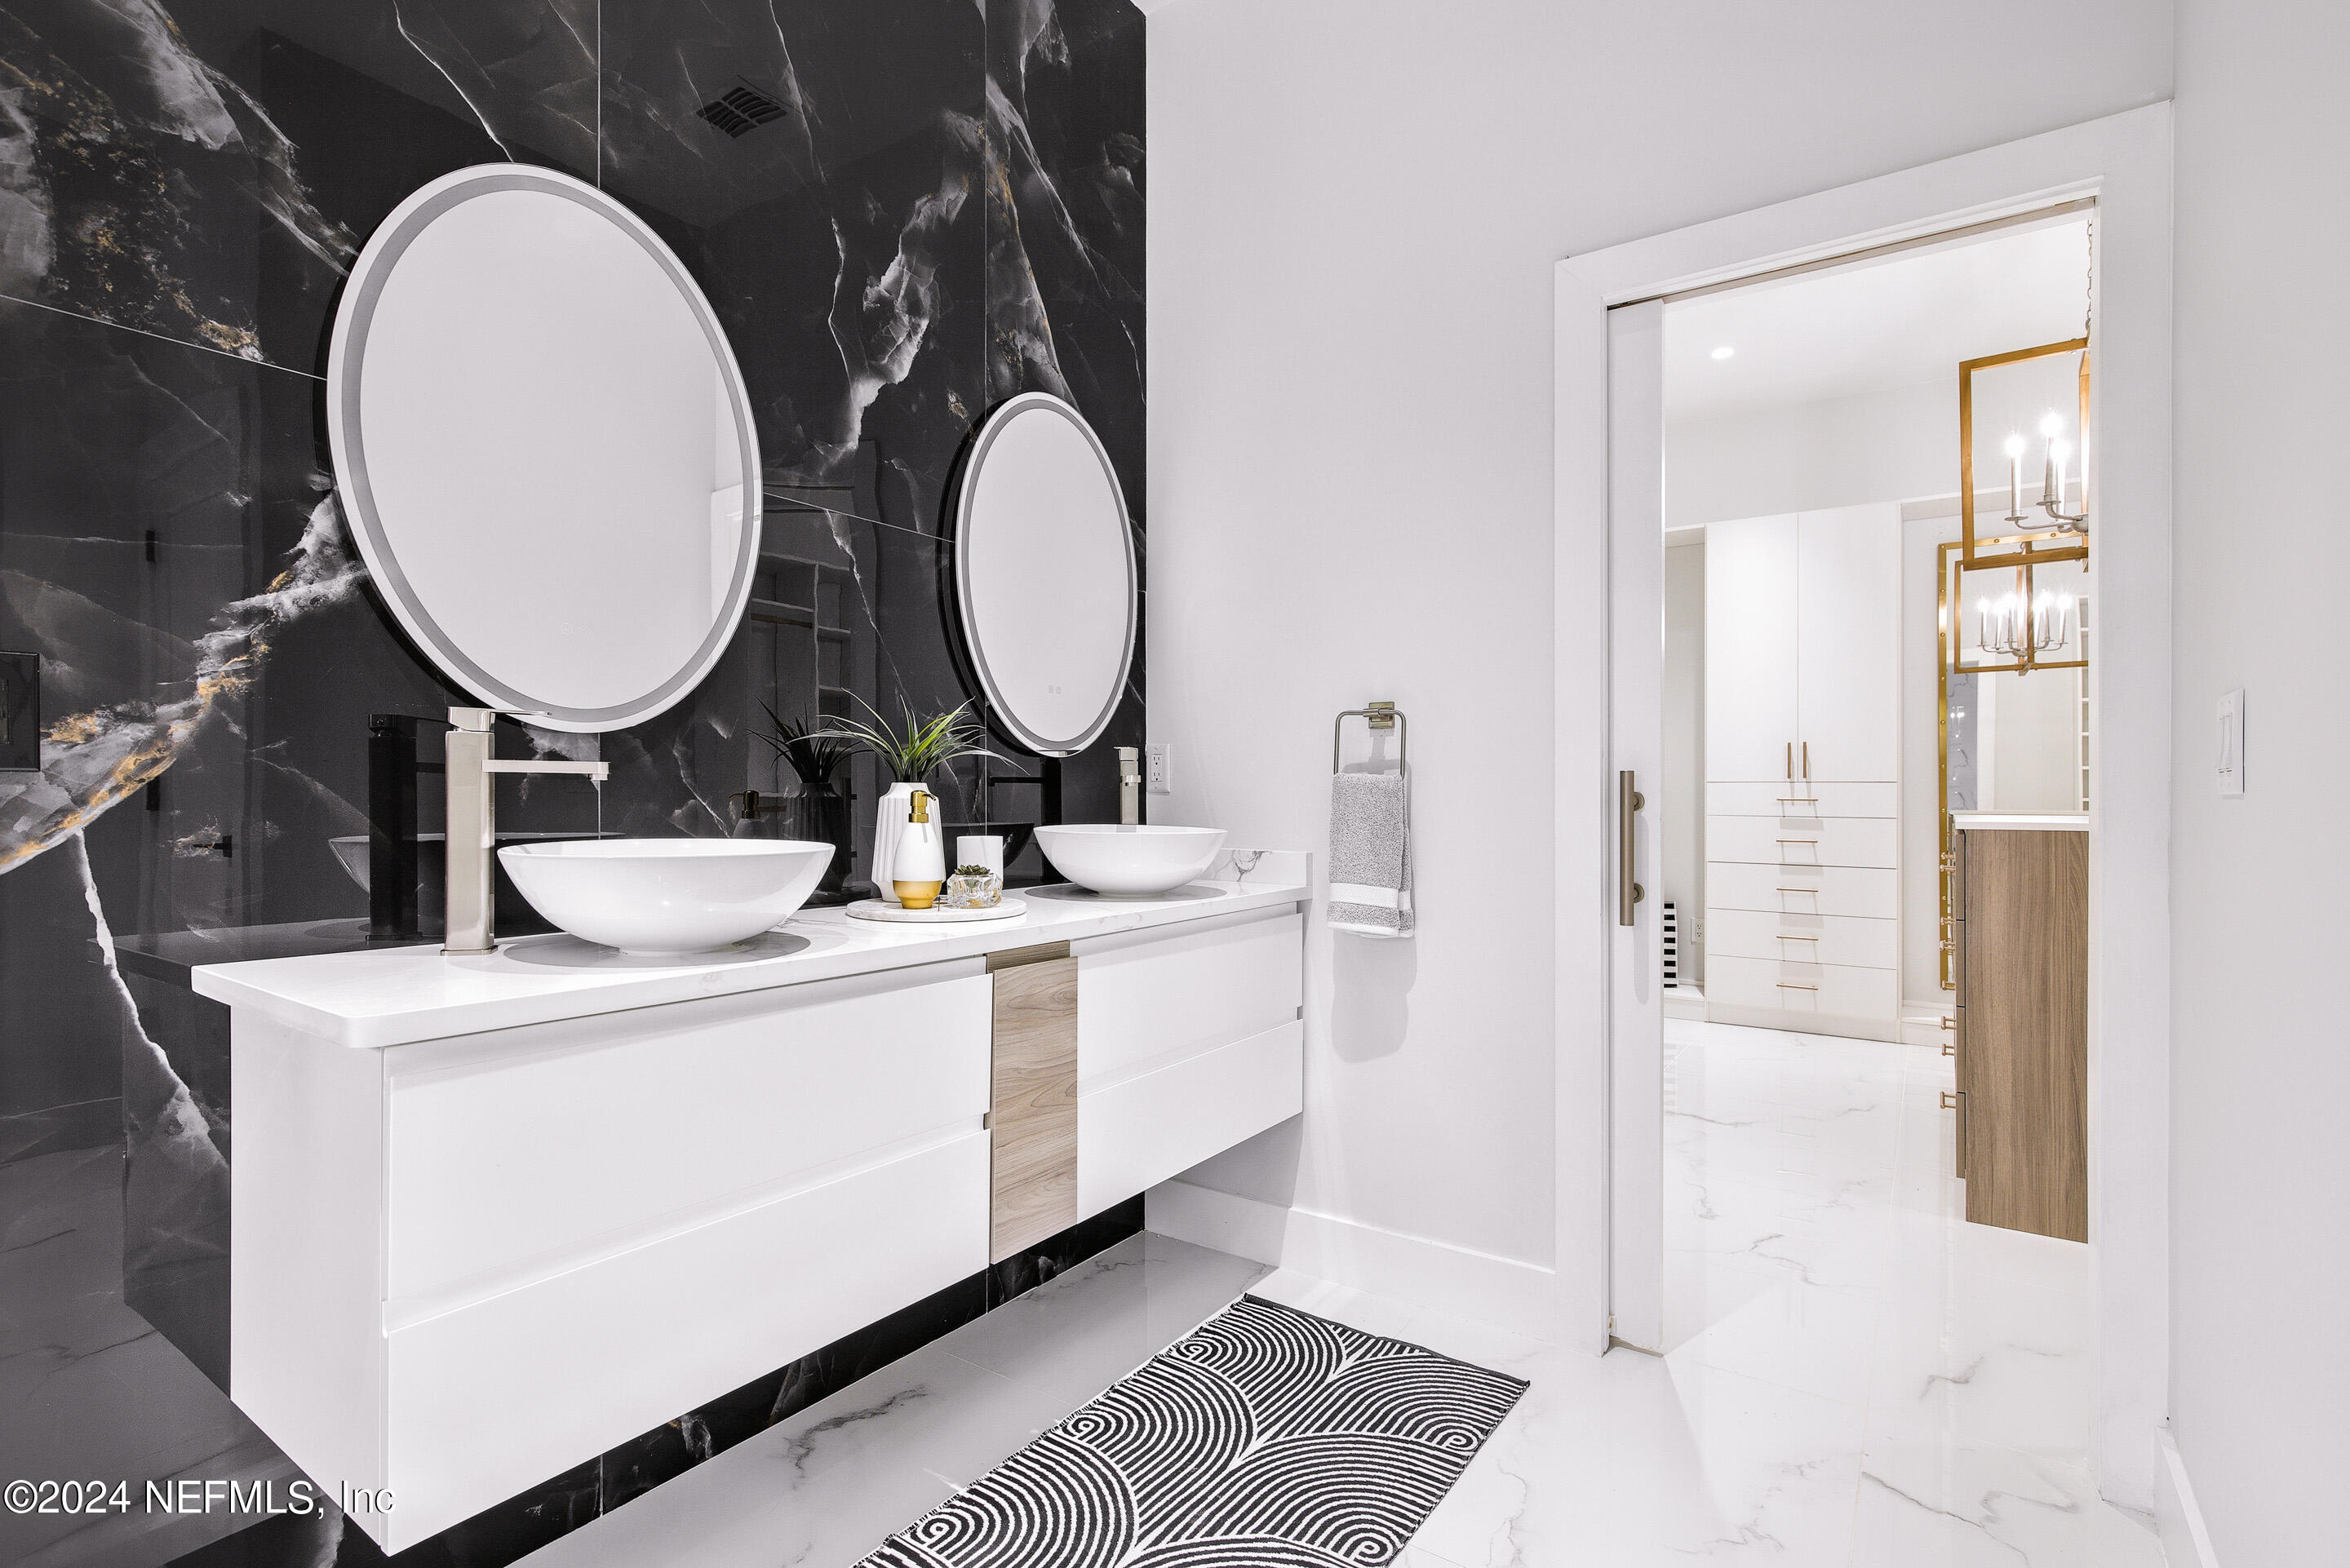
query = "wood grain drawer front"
(1706, 910, 1897, 969)
(382, 1130, 988, 1552)
(1077, 1019, 1304, 1220)
(1707, 814, 1897, 868)
(384, 968, 992, 1301)
(1706, 782, 1899, 818)
(991, 955, 1080, 1264)
(1958, 827, 2088, 1243)
(1708, 955, 1899, 1020)
(1075, 908, 1304, 1090)
(1706, 862, 1899, 919)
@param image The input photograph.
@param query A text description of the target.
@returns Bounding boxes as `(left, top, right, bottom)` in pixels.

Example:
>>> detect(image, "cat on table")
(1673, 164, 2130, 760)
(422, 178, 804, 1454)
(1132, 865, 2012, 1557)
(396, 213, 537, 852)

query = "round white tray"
(845, 896, 1029, 925)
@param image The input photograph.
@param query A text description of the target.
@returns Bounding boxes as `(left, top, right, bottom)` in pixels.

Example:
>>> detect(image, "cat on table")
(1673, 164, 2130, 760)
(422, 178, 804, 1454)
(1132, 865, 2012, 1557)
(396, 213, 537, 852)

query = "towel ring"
(1332, 702, 1409, 775)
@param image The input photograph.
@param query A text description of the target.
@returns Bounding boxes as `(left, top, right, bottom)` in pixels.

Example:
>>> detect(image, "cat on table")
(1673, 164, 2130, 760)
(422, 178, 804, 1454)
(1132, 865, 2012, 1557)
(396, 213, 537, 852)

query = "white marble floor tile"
(1853, 1440, 2165, 1568)
(1667, 1274, 1881, 1407)
(1866, 1272, 2097, 1457)
(525, 1343, 1073, 1568)
(527, 1018, 2157, 1568)
(929, 1231, 1270, 1410)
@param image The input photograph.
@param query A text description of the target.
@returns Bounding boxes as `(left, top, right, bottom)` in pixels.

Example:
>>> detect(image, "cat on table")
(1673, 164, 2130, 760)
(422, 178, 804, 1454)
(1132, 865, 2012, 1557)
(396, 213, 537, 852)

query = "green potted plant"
(814, 698, 1007, 904)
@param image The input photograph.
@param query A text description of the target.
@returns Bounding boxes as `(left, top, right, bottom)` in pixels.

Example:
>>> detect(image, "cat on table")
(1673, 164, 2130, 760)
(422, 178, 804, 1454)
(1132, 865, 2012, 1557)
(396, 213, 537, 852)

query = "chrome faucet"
(443, 706, 609, 955)
(1117, 745, 1142, 826)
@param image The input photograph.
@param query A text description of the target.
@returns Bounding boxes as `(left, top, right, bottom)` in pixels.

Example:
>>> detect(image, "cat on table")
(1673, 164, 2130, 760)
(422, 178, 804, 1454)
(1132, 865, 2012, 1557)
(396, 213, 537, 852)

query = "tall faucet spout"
(442, 706, 606, 955)
(1117, 746, 1141, 827)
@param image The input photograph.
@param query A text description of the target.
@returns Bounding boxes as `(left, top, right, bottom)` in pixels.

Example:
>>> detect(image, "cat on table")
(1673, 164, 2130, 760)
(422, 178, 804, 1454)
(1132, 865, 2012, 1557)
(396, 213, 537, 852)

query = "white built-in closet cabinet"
(1704, 503, 1901, 1039)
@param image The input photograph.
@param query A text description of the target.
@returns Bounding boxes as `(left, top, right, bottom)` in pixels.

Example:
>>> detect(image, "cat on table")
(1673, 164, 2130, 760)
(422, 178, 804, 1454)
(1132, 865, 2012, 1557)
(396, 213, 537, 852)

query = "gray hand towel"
(1328, 770, 1413, 938)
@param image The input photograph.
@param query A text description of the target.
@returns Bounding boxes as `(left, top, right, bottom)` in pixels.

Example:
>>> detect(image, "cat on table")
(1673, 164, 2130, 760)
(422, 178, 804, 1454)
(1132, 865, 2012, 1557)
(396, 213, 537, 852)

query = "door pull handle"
(1618, 770, 1644, 927)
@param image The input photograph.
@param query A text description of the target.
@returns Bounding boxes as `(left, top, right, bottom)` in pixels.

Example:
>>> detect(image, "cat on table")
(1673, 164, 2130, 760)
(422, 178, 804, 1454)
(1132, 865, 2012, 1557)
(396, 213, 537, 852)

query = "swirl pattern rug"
(857, 1295, 1528, 1567)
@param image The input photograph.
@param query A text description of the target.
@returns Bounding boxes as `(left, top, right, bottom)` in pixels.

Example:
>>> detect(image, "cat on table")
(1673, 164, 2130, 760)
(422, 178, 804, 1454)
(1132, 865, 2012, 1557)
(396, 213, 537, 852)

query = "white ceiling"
(1664, 218, 2091, 423)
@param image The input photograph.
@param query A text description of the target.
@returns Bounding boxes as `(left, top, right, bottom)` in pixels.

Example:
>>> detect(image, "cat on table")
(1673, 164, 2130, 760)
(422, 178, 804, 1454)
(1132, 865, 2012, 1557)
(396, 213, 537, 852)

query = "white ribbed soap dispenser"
(892, 788, 947, 910)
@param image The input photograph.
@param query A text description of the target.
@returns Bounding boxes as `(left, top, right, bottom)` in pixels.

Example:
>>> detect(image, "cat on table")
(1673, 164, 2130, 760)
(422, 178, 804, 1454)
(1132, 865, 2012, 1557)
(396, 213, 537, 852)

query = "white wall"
(1667, 379, 1949, 528)
(2170, 1, 2350, 1559)
(1146, 0, 2171, 1314)
(1661, 538, 1705, 980)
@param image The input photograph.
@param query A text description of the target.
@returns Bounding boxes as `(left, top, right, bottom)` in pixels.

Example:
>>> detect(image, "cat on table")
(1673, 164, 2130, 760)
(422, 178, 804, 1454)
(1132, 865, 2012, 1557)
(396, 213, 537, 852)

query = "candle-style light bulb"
(2049, 437, 2072, 512)
(2040, 411, 2064, 509)
(2002, 432, 2027, 519)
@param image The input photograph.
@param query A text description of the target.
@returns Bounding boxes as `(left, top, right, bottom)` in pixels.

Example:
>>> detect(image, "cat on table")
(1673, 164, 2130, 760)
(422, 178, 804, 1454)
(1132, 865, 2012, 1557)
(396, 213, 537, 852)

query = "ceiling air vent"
(698, 84, 788, 139)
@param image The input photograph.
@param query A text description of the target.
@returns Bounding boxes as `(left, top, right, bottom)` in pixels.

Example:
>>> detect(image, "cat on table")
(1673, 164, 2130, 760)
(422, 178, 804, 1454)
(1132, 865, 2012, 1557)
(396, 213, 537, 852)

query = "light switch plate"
(2216, 688, 2244, 797)
(0, 650, 38, 772)
(1146, 742, 1173, 794)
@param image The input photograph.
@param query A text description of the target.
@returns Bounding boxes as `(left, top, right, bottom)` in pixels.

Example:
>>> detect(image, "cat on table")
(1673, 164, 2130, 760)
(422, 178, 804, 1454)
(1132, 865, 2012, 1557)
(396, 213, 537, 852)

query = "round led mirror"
(952, 392, 1137, 756)
(327, 164, 760, 733)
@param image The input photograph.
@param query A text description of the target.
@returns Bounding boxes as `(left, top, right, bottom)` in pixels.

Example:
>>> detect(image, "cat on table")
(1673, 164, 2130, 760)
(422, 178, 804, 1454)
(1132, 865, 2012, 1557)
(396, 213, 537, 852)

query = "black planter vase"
(787, 788, 854, 901)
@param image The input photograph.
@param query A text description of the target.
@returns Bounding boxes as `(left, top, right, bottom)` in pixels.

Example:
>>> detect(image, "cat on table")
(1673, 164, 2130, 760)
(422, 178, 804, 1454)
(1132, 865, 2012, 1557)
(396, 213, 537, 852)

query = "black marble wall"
(0, 2, 1143, 1563)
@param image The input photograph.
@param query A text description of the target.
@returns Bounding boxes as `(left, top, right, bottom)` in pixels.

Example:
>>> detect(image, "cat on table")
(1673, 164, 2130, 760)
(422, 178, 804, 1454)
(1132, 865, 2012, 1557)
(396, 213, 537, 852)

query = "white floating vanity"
(193, 863, 1306, 1552)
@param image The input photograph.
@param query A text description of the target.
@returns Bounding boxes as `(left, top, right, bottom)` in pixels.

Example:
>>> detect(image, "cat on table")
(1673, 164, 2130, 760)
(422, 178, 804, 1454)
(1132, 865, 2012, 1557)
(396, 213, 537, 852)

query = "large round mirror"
(952, 392, 1137, 756)
(328, 165, 759, 733)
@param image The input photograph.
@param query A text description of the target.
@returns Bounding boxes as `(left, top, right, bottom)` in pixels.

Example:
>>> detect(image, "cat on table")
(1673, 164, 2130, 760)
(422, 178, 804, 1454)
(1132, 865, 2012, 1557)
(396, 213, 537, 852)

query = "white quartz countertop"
(193, 877, 1310, 1049)
(1952, 811, 2091, 832)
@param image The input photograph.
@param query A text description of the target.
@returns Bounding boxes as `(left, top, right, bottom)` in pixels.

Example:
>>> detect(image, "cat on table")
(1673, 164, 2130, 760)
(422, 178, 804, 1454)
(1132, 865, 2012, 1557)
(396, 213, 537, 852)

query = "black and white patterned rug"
(858, 1294, 1528, 1567)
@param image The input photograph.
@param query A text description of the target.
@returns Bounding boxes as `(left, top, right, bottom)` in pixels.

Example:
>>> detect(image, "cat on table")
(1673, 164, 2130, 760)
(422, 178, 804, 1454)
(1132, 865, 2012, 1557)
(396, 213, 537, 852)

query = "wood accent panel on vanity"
(987, 942, 1080, 1263)
(1957, 828, 2088, 1242)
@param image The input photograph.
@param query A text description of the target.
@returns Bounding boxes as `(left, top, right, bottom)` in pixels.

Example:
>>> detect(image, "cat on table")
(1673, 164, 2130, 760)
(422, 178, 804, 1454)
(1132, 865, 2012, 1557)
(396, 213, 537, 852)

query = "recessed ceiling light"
(1710, 345, 1736, 361)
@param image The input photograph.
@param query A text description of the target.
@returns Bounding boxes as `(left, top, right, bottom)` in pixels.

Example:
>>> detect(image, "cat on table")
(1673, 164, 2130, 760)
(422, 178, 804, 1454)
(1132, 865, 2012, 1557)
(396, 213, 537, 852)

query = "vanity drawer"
(384, 967, 992, 1301)
(1706, 814, 1897, 868)
(1707, 862, 1899, 919)
(1707, 955, 1899, 1021)
(1706, 909, 1898, 969)
(1075, 907, 1303, 1090)
(383, 1128, 988, 1548)
(1078, 1018, 1303, 1220)
(1706, 782, 1899, 818)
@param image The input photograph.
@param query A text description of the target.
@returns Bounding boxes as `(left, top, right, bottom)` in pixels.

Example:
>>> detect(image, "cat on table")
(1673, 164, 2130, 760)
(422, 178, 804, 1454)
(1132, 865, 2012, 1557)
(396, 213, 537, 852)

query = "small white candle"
(2002, 432, 2026, 518)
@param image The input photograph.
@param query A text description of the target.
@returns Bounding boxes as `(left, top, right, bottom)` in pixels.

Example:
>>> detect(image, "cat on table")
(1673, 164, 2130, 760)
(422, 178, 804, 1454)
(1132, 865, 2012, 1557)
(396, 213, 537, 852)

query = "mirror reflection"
(330, 165, 760, 733)
(952, 392, 1137, 758)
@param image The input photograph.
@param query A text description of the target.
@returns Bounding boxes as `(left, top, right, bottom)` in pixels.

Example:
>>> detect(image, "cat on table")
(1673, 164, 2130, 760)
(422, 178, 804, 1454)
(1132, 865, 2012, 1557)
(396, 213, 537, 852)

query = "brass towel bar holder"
(1332, 701, 1410, 775)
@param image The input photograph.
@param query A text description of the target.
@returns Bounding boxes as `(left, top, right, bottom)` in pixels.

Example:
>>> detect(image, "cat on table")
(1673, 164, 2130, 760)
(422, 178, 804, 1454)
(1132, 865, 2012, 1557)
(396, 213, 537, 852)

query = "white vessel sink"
(499, 839, 831, 955)
(1035, 824, 1226, 897)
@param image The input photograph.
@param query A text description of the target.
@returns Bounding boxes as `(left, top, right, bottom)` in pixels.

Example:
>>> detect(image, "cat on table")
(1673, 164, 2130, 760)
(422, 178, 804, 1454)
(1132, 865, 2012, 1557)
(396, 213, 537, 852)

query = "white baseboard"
(1146, 1179, 1564, 1342)
(2155, 1425, 2222, 1568)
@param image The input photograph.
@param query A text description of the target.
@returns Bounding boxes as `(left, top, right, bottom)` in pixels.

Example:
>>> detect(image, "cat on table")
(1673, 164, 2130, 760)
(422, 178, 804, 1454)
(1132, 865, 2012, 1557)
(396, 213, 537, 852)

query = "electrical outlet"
(1146, 742, 1173, 794)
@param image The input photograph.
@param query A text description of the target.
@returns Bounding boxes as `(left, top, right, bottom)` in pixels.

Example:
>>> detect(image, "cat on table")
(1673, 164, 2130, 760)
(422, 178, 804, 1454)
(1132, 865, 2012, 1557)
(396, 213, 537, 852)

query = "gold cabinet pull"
(1775, 981, 1820, 991)
(1775, 933, 1818, 942)
(1802, 741, 1810, 778)
(1785, 742, 1793, 780)
(1940, 1090, 1960, 1110)
(1775, 838, 1818, 844)
(1617, 770, 1644, 928)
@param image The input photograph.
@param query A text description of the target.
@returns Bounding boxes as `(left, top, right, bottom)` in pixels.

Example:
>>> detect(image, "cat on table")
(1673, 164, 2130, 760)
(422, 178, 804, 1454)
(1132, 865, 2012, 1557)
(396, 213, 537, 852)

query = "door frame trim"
(1550, 103, 2173, 1506)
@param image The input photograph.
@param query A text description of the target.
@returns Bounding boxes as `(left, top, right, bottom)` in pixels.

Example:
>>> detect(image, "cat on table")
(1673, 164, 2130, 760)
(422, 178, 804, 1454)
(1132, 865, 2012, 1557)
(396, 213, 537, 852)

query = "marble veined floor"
(527, 1019, 2163, 1568)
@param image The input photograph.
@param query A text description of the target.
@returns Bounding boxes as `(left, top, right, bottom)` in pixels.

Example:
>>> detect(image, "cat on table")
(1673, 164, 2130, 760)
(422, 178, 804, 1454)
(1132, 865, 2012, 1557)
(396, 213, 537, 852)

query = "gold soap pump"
(892, 788, 947, 910)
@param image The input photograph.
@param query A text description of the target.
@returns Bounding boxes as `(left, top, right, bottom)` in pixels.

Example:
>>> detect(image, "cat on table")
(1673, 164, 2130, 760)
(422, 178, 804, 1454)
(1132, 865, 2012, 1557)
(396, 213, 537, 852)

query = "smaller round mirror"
(952, 393, 1137, 756)
(328, 164, 760, 733)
